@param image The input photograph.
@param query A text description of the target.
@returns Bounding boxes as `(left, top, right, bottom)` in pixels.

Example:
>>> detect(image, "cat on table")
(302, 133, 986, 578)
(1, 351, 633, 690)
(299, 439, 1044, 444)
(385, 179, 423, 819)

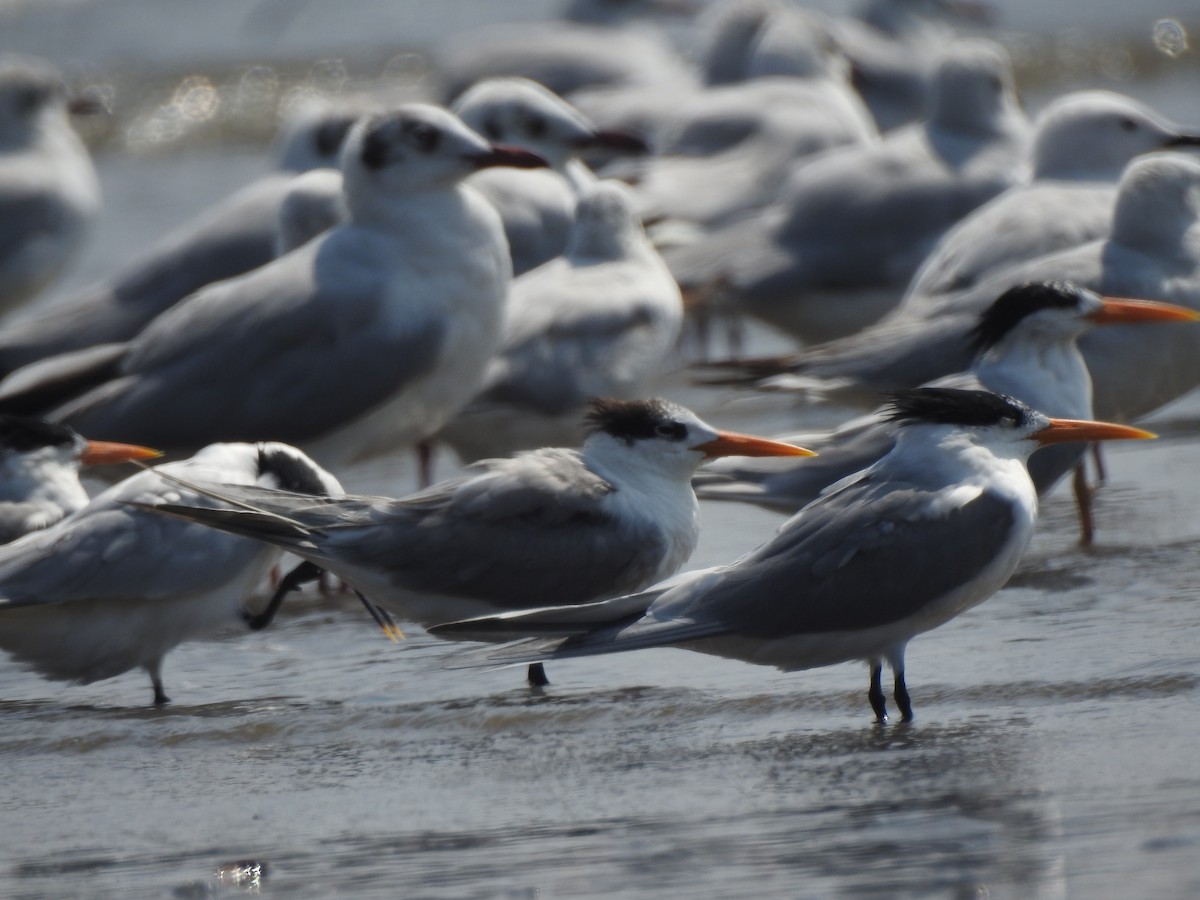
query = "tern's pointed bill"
(1088, 297, 1200, 325)
(80, 441, 163, 467)
(1033, 419, 1156, 446)
(696, 432, 817, 460)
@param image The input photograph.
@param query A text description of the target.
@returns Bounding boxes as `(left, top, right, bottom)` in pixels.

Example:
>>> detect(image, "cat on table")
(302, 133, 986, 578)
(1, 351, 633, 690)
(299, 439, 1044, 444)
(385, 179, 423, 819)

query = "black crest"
(583, 398, 685, 444)
(969, 281, 1081, 354)
(256, 445, 331, 496)
(884, 388, 1030, 429)
(0, 415, 78, 454)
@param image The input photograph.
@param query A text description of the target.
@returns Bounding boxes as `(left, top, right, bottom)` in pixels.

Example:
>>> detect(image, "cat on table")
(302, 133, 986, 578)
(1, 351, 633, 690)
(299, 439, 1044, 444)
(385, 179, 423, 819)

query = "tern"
(0, 441, 339, 706)
(435, 389, 1153, 722)
(438, 181, 684, 463)
(0, 55, 100, 317)
(0, 415, 160, 543)
(695, 282, 1199, 543)
(136, 398, 814, 686)
(0, 105, 546, 468)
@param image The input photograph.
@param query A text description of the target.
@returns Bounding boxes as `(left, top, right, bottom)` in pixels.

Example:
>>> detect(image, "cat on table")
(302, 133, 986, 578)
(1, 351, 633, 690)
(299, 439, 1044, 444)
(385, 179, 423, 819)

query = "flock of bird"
(0, 0, 1196, 723)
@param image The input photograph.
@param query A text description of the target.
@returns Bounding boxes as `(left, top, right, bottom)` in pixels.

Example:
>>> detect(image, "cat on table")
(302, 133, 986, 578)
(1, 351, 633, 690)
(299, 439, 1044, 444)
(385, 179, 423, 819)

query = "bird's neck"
(975, 336, 1092, 419)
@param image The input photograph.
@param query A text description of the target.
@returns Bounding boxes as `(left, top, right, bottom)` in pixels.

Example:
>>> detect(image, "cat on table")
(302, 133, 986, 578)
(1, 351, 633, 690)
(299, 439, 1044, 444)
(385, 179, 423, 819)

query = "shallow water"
(3, 2, 1200, 897)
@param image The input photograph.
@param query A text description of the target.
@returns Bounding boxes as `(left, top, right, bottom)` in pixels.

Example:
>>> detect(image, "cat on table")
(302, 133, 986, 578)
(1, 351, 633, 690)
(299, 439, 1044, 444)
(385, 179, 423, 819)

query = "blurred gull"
(0, 441, 339, 705)
(665, 39, 1028, 344)
(137, 398, 813, 687)
(0, 102, 363, 381)
(702, 153, 1200, 423)
(0, 55, 100, 317)
(0, 106, 545, 469)
(906, 90, 1200, 302)
(438, 181, 684, 462)
(436, 389, 1152, 722)
(453, 77, 650, 274)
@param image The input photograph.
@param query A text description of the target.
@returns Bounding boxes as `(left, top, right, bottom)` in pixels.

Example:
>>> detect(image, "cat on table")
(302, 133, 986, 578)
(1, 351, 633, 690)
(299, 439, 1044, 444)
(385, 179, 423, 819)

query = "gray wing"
(324, 450, 674, 610)
(51, 228, 447, 449)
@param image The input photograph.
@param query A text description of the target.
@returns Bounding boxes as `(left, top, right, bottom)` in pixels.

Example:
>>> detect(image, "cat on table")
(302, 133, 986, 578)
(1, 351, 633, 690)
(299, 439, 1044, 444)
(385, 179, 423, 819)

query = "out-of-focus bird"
(136, 398, 815, 686)
(694, 282, 1198, 543)
(0, 55, 100, 317)
(0, 103, 362, 380)
(453, 76, 649, 274)
(0, 441, 339, 705)
(0, 415, 160, 543)
(698, 152, 1200, 423)
(0, 105, 546, 470)
(435, 389, 1153, 722)
(664, 39, 1028, 344)
(438, 181, 683, 463)
(906, 91, 1200, 302)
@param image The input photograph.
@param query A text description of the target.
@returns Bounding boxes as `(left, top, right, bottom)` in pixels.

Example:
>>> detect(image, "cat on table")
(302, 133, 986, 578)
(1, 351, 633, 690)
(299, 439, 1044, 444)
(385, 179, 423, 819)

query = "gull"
(0, 54, 100, 317)
(0, 415, 159, 543)
(438, 181, 684, 463)
(700, 152, 1200, 423)
(0, 105, 546, 469)
(694, 282, 1198, 543)
(136, 398, 814, 686)
(453, 77, 650, 275)
(664, 39, 1028, 344)
(435, 389, 1152, 722)
(0, 102, 363, 380)
(906, 90, 1200, 303)
(0, 441, 339, 705)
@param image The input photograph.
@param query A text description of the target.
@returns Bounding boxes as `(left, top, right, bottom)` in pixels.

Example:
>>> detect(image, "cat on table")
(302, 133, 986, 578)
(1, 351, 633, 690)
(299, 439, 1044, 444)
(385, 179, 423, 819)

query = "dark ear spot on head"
(481, 116, 503, 141)
(404, 120, 441, 153)
(256, 445, 331, 496)
(524, 115, 547, 139)
(360, 119, 395, 170)
(315, 116, 356, 158)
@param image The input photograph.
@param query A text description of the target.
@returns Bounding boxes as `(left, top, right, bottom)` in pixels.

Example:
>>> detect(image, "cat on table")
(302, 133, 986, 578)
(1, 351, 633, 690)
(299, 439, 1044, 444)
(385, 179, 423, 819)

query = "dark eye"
(482, 117, 503, 141)
(524, 116, 547, 139)
(655, 422, 687, 441)
(410, 122, 440, 153)
(1118, 117, 1138, 132)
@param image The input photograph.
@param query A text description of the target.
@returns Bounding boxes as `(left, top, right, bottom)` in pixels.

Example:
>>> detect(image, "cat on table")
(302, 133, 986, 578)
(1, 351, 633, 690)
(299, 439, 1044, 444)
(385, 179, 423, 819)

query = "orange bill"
(1090, 297, 1200, 325)
(1034, 418, 1156, 446)
(81, 440, 163, 467)
(695, 431, 817, 460)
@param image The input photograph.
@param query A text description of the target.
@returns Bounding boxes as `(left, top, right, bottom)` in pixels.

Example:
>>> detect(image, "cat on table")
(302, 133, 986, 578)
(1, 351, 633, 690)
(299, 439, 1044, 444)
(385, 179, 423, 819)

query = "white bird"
(433, 0, 690, 104)
(0, 415, 160, 543)
(0, 55, 100, 317)
(136, 398, 815, 686)
(438, 181, 683, 463)
(452, 77, 650, 275)
(0, 105, 546, 469)
(0, 441, 340, 705)
(435, 389, 1153, 722)
(0, 103, 362, 381)
(664, 39, 1028, 344)
(694, 282, 1198, 543)
(702, 152, 1200, 422)
(905, 91, 1200, 302)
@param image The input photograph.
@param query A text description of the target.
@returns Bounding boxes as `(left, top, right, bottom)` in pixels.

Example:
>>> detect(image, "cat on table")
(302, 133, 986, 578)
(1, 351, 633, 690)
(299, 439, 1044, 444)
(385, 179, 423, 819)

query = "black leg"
(1072, 462, 1095, 547)
(245, 560, 323, 631)
(894, 669, 913, 723)
(527, 662, 550, 687)
(149, 662, 170, 706)
(1091, 443, 1107, 485)
(417, 441, 434, 489)
(868, 661, 887, 722)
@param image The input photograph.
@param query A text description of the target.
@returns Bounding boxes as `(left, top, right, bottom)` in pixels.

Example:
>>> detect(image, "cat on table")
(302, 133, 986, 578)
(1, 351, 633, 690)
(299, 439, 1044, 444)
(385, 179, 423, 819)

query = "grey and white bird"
(0, 103, 362, 380)
(695, 282, 1198, 543)
(0, 105, 546, 469)
(701, 152, 1200, 423)
(436, 389, 1153, 722)
(664, 39, 1028, 343)
(438, 181, 683, 463)
(136, 398, 814, 686)
(0, 55, 100, 317)
(0, 415, 160, 543)
(452, 77, 650, 274)
(905, 91, 1200, 303)
(0, 441, 339, 705)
